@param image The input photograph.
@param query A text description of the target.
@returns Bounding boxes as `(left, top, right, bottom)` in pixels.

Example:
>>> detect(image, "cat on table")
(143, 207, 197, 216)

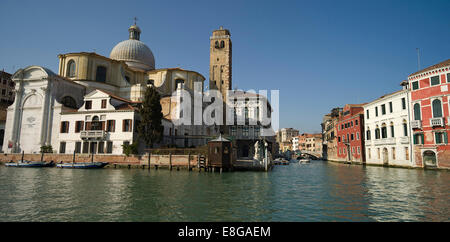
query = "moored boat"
(56, 162, 108, 169)
(299, 158, 310, 164)
(5, 160, 55, 168)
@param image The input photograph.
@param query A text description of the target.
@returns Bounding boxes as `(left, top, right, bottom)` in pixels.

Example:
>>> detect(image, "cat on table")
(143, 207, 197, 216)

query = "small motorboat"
(273, 158, 282, 165)
(299, 158, 310, 164)
(56, 162, 108, 169)
(280, 159, 289, 165)
(5, 160, 55, 168)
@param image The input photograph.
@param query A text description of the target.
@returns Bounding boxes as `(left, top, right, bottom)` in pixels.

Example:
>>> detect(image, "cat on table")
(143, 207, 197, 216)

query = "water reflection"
(0, 162, 449, 222)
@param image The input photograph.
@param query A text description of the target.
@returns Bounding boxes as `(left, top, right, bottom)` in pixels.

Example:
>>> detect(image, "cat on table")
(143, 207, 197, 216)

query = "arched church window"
(61, 96, 77, 109)
(215, 41, 219, 48)
(220, 40, 225, 48)
(175, 79, 184, 89)
(96, 66, 107, 83)
(67, 60, 76, 77)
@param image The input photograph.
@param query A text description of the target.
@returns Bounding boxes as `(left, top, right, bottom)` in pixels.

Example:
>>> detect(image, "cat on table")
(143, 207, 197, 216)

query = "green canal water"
(0, 160, 449, 222)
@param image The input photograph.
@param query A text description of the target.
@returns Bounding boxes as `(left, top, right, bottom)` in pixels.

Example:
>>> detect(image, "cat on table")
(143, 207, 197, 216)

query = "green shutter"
(421, 134, 424, 144)
(435, 132, 441, 144)
(413, 134, 417, 144)
(444, 132, 448, 144)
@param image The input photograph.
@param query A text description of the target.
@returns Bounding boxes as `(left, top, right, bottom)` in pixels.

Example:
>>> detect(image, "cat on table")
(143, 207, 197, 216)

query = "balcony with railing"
(80, 130, 106, 139)
(410, 120, 422, 129)
(430, 117, 444, 127)
(399, 137, 410, 144)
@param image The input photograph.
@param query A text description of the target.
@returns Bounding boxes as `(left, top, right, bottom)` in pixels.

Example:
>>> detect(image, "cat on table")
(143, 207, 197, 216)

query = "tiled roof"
(408, 59, 450, 77)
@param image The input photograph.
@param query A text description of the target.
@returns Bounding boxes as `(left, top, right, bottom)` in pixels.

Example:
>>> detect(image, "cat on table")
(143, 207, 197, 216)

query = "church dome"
(110, 24, 155, 71)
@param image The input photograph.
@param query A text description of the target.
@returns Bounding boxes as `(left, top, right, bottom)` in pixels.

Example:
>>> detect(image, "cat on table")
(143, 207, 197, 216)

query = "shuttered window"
(413, 103, 421, 120)
(431, 76, 440, 86)
(412, 81, 419, 90)
(432, 99, 443, 118)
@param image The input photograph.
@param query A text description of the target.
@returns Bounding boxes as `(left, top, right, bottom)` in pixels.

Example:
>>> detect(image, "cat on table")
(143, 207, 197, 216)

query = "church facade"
(2, 23, 208, 154)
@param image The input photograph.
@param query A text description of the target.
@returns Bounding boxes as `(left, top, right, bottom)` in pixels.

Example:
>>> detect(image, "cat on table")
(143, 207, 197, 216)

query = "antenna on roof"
(134, 17, 138, 25)
(416, 48, 421, 71)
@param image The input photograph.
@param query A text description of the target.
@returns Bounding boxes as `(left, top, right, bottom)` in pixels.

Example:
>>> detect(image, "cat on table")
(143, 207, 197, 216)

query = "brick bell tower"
(209, 26, 232, 100)
(209, 26, 232, 135)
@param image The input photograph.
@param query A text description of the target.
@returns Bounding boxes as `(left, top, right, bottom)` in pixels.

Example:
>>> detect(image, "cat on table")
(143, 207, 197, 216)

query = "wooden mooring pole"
(188, 153, 191, 171)
(148, 152, 151, 170)
(169, 153, 172, 170)
(197, 154, 200, 172)
(21, 151, 24, 163)
(40, 152, 44, 162)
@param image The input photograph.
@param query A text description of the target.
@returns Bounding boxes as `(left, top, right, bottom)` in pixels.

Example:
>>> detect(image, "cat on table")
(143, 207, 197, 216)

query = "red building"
(336, 104, 365, 163)
(408, 59, 450, 169)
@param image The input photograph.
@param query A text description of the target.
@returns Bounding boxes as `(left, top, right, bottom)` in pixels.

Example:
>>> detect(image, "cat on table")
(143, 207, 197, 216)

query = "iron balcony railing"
(80, 130, 106, 139)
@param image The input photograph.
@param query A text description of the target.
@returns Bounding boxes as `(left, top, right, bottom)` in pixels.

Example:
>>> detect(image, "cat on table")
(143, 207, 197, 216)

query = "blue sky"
(0, 0, 449, 133)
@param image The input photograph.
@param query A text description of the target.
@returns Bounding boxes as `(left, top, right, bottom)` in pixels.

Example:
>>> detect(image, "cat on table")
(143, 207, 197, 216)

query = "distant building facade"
(321, 107, 342, 160)
(0, 71, 15, 107)
(336, 104, 365, 163)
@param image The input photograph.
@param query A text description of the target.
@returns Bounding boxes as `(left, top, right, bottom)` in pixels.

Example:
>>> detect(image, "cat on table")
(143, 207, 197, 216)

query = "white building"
(363, 89, 413, 167)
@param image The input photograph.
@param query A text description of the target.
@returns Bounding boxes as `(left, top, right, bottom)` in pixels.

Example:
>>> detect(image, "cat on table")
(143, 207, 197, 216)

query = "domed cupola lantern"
(129, 18, 141, 40)
(110, 18, 155, 71)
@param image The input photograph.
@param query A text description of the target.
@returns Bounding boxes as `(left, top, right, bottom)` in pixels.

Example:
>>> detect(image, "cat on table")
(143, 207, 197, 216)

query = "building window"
(403, 120, 408, 136)
(60, 121, 69, 133)
(356, 132, 360, 140)
(366, 129, 371, 140)
(405, 147, 409, 160)
(381, 123, 387, 138)
(412, 81, 419, 90)
(243, 127, 249, 137)
(123, 119, 132, 132)
(96, 66, 107, 82)
(392, 147, 396, 160)
(413, 133, 424, 145)
(357, 147, 360, 154)
(147, 79, 154, 85)
(375, 107, 378, 117)
(59, 142, 66, 154)
(101, 99, 107, 109)
(106, 141, 113, 153)
(432, 99, 443, 118)
(434, 132, 448, 144)
(82, 142, 89, 153)
(431, 75, 440, 86)
(75, 142, 82, 153)
(85, 100, 92, 110)
(366, 110, 369, 119)
(67, 60, 76, 77)
(351, 134, 354, 141)
(375, 126, 380, 139)
(402, 98, 406, 110)
(389, 102, 393, 113)
(355, 120, 358, 126)
(390, 123, 395, 137)
(175, 79, 184, 89)
(381, 104, 386, 115)
(413, 103, 421, 120)
(107, 120, 115, 132)
(75, 121, 84, 133)
(254, 127, 260, 137)
(98, 142, 105, 154)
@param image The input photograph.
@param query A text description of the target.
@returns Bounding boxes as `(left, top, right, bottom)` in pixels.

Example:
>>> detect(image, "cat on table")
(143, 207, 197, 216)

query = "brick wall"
(0, 153, 201, 168)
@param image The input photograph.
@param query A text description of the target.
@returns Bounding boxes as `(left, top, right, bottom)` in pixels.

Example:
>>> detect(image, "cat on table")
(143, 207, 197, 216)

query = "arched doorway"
(423, 150, 437, 167)
(383, 148, 389, 165)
